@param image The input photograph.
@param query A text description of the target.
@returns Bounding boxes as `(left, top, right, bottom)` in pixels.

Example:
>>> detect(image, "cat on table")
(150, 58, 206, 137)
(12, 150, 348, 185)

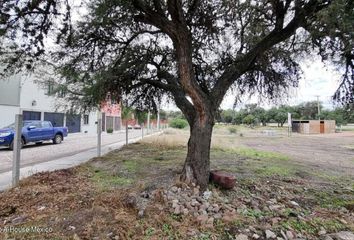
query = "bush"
(107, 128, 114, 133)
(169, 118, 188, 129)
(228, 127, 237, 134)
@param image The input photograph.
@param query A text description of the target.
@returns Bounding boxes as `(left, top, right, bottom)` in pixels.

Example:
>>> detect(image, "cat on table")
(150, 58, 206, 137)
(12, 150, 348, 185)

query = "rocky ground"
(0, 137, 353, 239)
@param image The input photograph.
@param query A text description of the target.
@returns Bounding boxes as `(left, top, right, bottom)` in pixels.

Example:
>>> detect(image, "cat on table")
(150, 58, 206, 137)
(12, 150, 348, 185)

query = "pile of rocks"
(135, 181, 354, 240)
(164, 184, 238, 227)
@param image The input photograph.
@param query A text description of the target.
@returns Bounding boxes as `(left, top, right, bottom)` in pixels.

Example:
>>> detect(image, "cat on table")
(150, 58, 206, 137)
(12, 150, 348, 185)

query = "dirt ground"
(237, 131, 354, 178)
(0, 126, 353, 240)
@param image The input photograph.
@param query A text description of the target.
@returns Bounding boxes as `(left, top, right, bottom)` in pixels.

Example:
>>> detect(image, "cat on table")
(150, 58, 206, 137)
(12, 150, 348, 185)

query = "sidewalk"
(0, 131, 162, 191)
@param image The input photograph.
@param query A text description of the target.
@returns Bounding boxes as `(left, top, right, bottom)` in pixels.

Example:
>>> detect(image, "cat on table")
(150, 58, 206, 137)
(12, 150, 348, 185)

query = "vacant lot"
(0, 126, 353, 240)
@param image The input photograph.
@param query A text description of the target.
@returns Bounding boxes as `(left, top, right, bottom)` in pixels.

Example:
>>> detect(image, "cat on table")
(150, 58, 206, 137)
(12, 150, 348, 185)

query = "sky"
(162, 57, 342, 111)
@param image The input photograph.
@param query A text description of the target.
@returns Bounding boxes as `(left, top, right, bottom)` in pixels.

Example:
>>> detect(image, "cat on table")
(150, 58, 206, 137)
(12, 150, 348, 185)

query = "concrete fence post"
(142, 124, 144, 138)
(147, 111, 151, 135)
(12, 114, 22, 187)
(97, 113, 102, 157)
(126, 123, 128, 145)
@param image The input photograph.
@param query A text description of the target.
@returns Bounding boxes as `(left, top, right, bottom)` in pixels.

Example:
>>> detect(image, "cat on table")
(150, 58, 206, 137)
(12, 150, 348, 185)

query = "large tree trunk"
(180, 115, 214, 191)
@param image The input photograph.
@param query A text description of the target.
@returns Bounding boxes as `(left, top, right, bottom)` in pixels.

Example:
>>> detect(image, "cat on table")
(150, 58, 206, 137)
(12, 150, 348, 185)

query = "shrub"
(107, 128, 114, 133)
(228, 127, 237, 134)
(169, 118, 188, 129)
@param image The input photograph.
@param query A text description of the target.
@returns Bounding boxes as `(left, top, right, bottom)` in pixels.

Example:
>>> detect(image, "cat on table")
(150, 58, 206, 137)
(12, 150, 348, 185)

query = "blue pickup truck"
(0, 120, 68, 150)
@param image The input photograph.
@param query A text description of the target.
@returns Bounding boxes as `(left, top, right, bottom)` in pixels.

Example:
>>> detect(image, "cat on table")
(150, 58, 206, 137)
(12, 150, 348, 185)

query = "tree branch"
(211, 0, 331, 108)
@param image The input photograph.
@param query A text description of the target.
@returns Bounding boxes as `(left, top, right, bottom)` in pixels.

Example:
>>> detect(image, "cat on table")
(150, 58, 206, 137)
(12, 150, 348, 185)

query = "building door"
(114, 117, 121, 131)
(66, 114, 81, 133)
(23, 111, 41, 121)
(44, 112, 64, 127)
(106, 116, 114, 131)
(320, 121, 325, 134)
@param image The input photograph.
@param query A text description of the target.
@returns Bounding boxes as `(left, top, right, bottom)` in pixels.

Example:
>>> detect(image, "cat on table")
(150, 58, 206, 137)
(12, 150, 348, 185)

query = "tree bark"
(180, 113, 214, 191)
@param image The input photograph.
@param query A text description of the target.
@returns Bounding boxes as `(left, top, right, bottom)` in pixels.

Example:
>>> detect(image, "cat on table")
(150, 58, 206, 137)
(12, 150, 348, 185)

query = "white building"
(0, 72, 121, 133)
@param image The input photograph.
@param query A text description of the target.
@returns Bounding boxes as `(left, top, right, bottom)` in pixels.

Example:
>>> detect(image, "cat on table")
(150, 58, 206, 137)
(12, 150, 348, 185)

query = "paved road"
(0, 130, 162, 191)
(0, 129, 152, 173)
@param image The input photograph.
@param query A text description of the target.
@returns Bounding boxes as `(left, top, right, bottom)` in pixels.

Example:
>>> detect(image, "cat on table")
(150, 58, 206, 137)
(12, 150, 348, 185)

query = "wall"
(0, 105, 20, 128)
(19, 74, 58, 113)
(309, 120, 321, 134)
(0, 76, 21, 106)
(324, 120, 336, 133)
(81, 112, 99, 134)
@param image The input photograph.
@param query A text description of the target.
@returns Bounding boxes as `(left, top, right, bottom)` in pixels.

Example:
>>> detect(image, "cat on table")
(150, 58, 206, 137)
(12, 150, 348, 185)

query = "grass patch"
(315, 193, 354, 209)
(234, 147, 289, 161)
(90, 168, 133, 188)
(254, 165, 295, 177)
(212, 146, 289, 161)
(281, 218, 346, 235)
(122, 160, 140, 172)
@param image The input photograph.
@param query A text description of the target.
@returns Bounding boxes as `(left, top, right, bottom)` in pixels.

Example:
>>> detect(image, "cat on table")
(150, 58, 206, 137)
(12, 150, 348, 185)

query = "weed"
(90, 168, 133, 188)
(228, 127, 237, 134)
(254, 165, 294, 177)
(281, 218, 346, 235)
(122, 160, 139, 172)
(145, 227, 155, 237)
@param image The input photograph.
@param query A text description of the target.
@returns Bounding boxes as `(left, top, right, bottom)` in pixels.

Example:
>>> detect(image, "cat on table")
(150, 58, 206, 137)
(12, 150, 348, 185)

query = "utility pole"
(147, 110, 151, 134)
(157, 104, 160, 131)
(97, 112, 102, 157)
(12, 114, 23, 187)
(316, 95, 320, 120)
(125, 122, 128, 145)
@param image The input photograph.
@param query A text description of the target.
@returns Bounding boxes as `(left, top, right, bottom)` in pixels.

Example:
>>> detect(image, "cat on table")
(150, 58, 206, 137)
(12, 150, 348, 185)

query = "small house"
(292, 120, 336, 134)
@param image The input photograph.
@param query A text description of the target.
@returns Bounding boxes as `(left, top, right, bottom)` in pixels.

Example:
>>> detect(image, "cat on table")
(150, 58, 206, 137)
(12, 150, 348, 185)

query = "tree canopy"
(1, 0, 353, 109)
(1, 0, 353, 189)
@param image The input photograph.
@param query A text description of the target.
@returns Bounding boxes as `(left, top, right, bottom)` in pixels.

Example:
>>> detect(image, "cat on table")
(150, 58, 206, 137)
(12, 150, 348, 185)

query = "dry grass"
(0, 126, 353, 239)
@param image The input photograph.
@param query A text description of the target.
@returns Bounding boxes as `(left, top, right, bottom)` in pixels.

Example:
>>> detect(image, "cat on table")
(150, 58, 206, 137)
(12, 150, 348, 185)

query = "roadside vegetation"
(0, 126, 353, 239)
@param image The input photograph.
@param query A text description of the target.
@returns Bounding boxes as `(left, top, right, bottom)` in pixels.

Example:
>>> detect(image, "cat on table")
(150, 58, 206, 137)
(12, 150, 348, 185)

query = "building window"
(83, 115, 89, 125)
(46, 81, 54, 95)
(58, 88, 67, 98)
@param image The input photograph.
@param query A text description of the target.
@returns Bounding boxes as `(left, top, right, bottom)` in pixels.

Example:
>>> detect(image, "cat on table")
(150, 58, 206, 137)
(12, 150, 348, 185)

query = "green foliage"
(228, 127, 237, 134)
(167, 111, 185, 120)
(243, 114, 256, 126)
(169, 118, 188, 129)
(219, 102, 354, 127)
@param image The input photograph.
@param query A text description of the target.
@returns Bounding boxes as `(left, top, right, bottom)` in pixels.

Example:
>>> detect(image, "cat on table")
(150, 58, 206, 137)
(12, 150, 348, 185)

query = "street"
(0, 129, 149, 173)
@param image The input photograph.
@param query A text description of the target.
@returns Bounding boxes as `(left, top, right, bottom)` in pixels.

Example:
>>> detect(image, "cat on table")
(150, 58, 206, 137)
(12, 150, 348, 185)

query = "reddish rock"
(210, 170, 236, 189)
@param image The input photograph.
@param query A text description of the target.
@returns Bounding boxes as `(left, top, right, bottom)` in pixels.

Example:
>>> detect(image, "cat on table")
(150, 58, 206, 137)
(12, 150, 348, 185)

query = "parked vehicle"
(0, 120, 68, 150)
(127, 125, 133, 129)
(133, 124, 141, 129)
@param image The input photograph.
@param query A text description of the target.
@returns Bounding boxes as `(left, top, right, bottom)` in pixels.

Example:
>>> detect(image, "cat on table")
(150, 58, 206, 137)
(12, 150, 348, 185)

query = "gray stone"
(11, 216, 27, 225)
(328, 231, 354, 240)
(191, 199, 200, 207)
(318, 227, 327, 236)
(265, 230, 277, 239)
(197, 214, 208, 225)
(174, 205, 181, 215)
(182, 208, 189, 215)
(252, 233, 260, 239)
(207, 217, 214, 226)
(290, 201, 300, 207)
(269, 205, 282, 211)
(235, 234, 249, 240)
(138, 209, 145, 218)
